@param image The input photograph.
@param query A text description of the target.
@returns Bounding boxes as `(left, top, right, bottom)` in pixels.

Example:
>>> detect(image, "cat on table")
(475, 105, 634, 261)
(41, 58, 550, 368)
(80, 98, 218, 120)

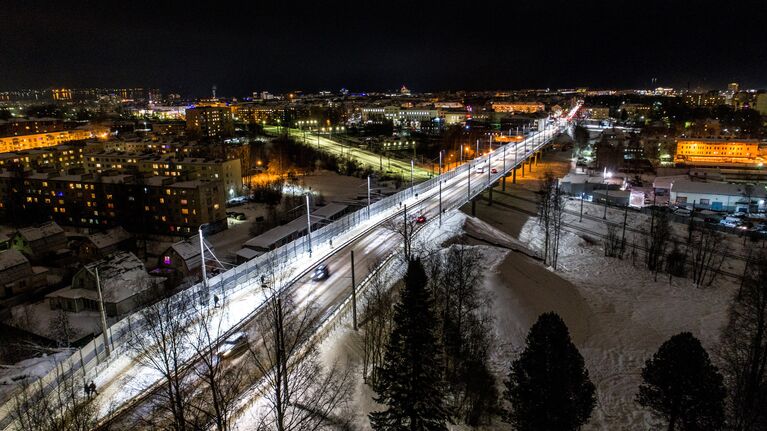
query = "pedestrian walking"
(89, 381, 98, 396)
(213, 294, 220, 308)
(84, 382, 91, 399)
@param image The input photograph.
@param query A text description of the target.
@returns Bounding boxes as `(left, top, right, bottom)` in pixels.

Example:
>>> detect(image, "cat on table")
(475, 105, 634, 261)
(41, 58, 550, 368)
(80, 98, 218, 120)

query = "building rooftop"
(0, 249, 29, 273)
(17, 222, 64, 243)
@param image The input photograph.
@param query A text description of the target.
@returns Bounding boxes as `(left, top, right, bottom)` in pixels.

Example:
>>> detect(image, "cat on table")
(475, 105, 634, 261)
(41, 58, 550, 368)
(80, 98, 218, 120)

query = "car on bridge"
(416, 215, 427, 224)
(312, 264, 330, 281)
(217, 332, 249, 360)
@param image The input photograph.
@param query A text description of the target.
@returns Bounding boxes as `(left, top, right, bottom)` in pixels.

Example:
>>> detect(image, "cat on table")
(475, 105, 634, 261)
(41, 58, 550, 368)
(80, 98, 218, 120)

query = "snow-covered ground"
(305, 150, 738, 430)
(0, 350, 73, 402)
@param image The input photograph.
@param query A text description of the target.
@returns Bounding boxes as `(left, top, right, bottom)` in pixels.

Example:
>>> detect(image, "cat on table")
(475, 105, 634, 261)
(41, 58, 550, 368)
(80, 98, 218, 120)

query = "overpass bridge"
(0, 103, 582, 430)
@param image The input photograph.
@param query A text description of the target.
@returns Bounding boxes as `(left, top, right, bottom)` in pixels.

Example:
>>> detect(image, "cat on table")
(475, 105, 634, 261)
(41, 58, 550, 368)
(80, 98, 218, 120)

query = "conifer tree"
(369, 258, 448, 431)
(637, 332, 726, 431)
(504, 312, 596, 431)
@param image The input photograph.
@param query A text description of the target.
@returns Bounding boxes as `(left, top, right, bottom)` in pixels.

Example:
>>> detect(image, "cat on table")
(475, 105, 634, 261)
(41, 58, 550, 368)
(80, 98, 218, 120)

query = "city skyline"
(2, 0, 765, 96)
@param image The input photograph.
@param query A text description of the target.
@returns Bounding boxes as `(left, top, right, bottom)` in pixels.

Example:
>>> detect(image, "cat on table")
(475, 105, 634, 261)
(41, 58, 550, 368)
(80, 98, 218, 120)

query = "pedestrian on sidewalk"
(89, 381, 98, 396)
(84, 382, 91, 399)
(213, 294, 220, 308)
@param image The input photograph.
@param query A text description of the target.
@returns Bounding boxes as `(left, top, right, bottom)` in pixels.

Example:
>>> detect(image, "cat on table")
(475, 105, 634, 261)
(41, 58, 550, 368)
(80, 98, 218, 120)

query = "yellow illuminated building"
(491, 102, 545, 113)
(0, 129, 97, 154)
(674, 138, 764, 166)
(52, 88, 72, 101)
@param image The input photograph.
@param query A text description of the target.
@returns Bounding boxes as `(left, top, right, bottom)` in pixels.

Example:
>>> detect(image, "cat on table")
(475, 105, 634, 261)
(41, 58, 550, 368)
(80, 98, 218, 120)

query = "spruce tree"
(504, 312, 596, 431)
(369, 258, 448, 431)
(637, 332, 726, 431)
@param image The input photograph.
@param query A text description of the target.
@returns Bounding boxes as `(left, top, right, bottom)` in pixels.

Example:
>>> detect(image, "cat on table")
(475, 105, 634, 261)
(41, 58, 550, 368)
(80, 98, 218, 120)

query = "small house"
(11, 222, 67, 261)
(47, 251, 164, 317)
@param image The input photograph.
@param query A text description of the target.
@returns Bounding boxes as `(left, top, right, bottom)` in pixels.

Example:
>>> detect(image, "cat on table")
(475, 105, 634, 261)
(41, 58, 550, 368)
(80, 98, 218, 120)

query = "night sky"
(1, 0, 765, 96)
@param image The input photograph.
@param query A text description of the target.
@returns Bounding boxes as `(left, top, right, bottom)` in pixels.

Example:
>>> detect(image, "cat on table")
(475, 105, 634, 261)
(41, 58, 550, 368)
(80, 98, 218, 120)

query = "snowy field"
(305, 150, 738, 430)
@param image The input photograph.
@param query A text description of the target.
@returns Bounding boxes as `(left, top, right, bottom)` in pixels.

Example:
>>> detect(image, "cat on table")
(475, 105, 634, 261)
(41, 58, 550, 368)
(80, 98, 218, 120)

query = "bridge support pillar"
(488, 185, 493, 206)
(502, 173, 506, 191)
(536, 151, 540, 166)
(471, 197, 476, 217)
(521, 161, 525, 177)
(512, 166, 517, 184)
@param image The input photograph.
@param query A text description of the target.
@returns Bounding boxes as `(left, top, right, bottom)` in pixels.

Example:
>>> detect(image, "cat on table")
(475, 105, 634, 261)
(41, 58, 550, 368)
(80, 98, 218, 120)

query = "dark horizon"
(2, 0, 765, 97)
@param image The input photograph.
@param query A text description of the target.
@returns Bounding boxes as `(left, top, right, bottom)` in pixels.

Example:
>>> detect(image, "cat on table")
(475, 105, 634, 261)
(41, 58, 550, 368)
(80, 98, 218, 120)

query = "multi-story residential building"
(683, 92, 727, 108)
(756, 93, 767, 116)
(583, 106, 610, 120)
(81, 153, 242, 194)
(491, 102, 545, 113)
(0, 128, 102, 154)
(186, 105, 234, 139)
(0, 118, 66, 137)
(0, 142, 102, 170)
(0, 171, 228, 236)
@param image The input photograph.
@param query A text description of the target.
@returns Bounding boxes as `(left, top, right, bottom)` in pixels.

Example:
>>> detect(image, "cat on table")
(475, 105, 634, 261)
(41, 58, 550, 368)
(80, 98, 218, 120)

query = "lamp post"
(199, 224, 208, 290)
(367, 175, 371, 220)
(306, 193, 313, 255)
(439, 151, 443, 226)
(410, 159, 414, 196)
(94, 268, 110, 356)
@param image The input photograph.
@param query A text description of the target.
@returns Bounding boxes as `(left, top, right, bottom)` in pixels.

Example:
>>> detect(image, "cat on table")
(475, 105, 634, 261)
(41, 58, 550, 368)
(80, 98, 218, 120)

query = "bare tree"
(10, 371, 99, 431)
(645, 206, 671, 279)
(687, 223, 726, 288)
(48, 309, 78, 348)
(128, 291, 194, 430)
(187, 302, 247, 431)
(247, 283, 352, 431)
(383, 204, 419, 261)
(718, 250, 767, 430)
(362, 260, 396, 385)
(537, 172, 566, 268)
(604, 224, 624, 258)
(431, 244, 498, 425)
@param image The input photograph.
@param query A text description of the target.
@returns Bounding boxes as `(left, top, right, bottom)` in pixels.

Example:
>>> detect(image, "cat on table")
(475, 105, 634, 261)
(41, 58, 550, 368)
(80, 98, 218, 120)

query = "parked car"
(312, 264, 330, 281)
(673, 208, 692, 217)
(217, 332, 249, 360)
(720, 217, 739, 228)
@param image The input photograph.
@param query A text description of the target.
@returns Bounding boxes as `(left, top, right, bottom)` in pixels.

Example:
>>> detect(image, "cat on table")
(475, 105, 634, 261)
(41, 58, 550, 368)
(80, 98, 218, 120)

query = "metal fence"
(0, 122, 566, 430)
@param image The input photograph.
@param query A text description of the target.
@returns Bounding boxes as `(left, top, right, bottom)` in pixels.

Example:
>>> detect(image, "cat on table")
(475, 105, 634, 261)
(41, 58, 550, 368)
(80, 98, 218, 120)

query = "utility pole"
(350, 250, 357, 331)
(367, 175, 371, 220)
(403, 203, 408, 258)
(95, 268, 111, 356)
(410, 159, 414, 196)
(475, 139, 479, 158)
(199, 224, 207, 290)
(580, 193, 584, 222)
(460, 144, 463, 162)
(502, 144, 507, 191)
(306, 193, 312, 255)
(467, 160, 471, 201)
(439, 151, 443, 225)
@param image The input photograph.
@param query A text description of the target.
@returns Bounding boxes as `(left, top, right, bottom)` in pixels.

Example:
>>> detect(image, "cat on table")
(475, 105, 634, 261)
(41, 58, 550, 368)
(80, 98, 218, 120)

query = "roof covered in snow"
(16, 222, 64, 243)
(0, 249, 29, 272)
(86, 227, 131, 250)
(670, 180, 767, 198)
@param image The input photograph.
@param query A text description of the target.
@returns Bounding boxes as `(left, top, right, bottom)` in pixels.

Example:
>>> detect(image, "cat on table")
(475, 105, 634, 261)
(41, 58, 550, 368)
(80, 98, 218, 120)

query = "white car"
(673, 208, 692, 217)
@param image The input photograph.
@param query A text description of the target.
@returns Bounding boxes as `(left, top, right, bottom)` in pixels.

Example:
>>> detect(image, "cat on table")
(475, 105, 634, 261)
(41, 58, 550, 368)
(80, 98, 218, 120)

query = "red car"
(491, 168, 498, 174)
(416, 215, 427, 223)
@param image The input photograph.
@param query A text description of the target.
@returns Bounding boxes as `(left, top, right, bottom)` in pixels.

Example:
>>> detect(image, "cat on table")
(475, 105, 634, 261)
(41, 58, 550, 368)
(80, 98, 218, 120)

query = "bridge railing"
(0, 119, 570, 430)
